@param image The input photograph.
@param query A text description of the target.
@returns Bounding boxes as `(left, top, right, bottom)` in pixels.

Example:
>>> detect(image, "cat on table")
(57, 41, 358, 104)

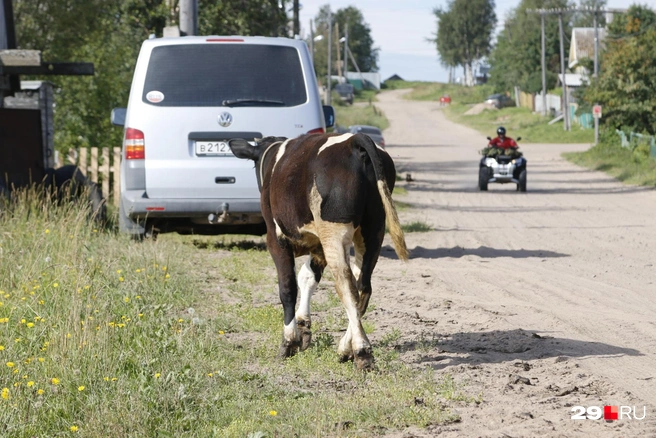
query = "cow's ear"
(228, 139, 258, 161)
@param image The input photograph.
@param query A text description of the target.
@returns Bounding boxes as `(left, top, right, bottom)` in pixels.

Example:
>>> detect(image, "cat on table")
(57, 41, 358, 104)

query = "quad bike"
(478, 136, 527, 192)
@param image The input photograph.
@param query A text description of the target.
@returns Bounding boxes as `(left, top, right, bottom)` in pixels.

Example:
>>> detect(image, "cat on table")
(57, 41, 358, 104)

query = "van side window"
(142, 44, 308, 107)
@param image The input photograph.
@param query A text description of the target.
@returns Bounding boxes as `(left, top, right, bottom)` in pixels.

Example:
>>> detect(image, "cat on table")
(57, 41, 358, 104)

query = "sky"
(298, 0, 655, 82)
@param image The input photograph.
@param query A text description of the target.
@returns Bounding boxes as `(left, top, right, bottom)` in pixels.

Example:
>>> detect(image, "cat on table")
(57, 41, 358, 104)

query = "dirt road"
(370, 89, 656, 437)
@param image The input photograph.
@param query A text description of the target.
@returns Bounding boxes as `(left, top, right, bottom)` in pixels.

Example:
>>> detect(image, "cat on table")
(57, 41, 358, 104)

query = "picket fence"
(58, 147, 121, 206)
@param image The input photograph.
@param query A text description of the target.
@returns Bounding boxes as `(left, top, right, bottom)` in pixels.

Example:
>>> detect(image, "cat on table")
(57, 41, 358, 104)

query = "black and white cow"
(228, 133, 408, 370)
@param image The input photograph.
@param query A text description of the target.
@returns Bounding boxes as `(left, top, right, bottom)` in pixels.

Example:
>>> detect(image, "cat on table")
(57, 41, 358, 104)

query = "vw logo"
(218, 112, 233, 127)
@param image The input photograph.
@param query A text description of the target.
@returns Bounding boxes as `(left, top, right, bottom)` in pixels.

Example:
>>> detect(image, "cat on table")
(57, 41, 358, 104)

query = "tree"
(12, 0, 294, 152)
(573, 0, 607, 28)
(432, 8, 462, 81)
(310, 5, 378, 84)
(433, 0, 496, 86)
(488, 0, 573, 94)
(581, 5, 656, 134)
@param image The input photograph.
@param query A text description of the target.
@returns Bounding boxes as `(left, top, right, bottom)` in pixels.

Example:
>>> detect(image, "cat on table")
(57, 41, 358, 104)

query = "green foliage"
(310, 5, 378, 85)
(433, 0, 496, 86)
(333, 102, 389, 132)
(488, 0, 571, 94)
(445, 103, 594, 143)
(580, 5, 656, 134)
(12, 0, 295, 153)
(0, 192, 471, 436)
(564, 129, 656, 186)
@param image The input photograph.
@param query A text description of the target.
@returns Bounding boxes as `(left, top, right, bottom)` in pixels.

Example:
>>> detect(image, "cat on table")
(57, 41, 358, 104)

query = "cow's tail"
(358, 135, 409, 261)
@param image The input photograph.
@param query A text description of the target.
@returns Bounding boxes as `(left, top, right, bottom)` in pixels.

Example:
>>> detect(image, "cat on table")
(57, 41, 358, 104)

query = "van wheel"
(53, 165, 107, 224)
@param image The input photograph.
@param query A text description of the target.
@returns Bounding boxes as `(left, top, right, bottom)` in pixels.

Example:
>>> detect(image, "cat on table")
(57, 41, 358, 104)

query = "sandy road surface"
(369, 89, 656, 437)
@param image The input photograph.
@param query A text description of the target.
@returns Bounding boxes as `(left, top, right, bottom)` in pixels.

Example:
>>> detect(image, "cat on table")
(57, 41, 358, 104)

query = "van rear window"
(142, 44, 307, 107)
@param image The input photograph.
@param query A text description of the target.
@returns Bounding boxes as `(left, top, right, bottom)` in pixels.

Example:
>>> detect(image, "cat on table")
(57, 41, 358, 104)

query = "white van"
(111, 36, 334, 238)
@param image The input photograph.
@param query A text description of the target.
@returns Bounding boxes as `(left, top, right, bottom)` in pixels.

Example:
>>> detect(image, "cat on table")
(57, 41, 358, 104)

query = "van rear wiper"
(222, 99, 285, 107)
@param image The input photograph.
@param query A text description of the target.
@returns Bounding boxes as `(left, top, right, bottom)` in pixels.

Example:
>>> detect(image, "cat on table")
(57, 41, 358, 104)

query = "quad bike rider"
(478, 126, 527, 192)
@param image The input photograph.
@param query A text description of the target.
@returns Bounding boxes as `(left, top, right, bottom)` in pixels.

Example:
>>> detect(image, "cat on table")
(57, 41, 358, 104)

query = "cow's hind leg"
(296, 254, 325, 351)
(321, 224, 374, 371)
(268, 233, 300, 358)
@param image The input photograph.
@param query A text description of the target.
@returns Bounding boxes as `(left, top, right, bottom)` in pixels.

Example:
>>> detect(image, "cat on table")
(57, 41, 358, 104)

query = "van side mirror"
(323, 105, 335, 128)
(516, 136, 522, 141)
(111, 108, 126, 126)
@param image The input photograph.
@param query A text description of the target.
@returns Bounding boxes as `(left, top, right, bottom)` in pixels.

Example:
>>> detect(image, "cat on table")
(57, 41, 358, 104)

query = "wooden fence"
(58, 147, 121, 206)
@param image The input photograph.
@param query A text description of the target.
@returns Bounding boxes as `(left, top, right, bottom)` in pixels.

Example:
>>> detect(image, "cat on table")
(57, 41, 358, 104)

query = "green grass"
(401, 222, 433, 233)
(333, 101, 389, 132)
(0, 189, 470, 437)
(444, 104, 594, 144)
(563, 131, 656, 187)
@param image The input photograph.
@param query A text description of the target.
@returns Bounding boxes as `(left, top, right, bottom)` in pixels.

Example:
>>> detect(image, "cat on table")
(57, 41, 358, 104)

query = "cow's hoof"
(279, 340, 300, 358)
(353, 348, 374, 371)
(298, 319, 312, 351)
(338, 353, 354, 363)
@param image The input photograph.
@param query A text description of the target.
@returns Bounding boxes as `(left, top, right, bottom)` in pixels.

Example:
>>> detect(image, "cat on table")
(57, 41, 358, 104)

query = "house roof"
(569, 27, 606, 69)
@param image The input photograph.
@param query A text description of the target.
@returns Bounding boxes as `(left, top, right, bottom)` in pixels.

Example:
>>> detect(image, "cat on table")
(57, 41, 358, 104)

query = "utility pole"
(541, 14, 547, 117)
(343, 24, 349, 84)
(335, 22, 341, 79)
(179, 0, 198, 36)
(293, 0, 300, 37)
(593, 9, 599, 144)
(527, 7, 626, 132)
(327, 11, 332, 105)
(558, 12, 570, 131)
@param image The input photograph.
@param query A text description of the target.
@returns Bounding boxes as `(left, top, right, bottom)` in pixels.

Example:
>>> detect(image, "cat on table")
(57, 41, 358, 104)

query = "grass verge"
(0, 190, 469, 437)
(333, 100, 389, 132)
(563, 131, 656, 187)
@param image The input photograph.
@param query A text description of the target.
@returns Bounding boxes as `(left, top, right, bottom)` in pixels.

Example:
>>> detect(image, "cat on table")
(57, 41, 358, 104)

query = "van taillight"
(125, 128, 145, 159)
(306, 127, 325, 134)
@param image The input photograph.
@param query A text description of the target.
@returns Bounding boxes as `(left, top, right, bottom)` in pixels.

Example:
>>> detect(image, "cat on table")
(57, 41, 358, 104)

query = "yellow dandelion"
(14, 338, 21, 343)
(45, 229, 50, 234)
(269, 410, 278, 416)
(84, 285, 90, 290)
(162, 266, 167, 271)
(111, 377, 117, 382)
(178, 318, 184, 323)
(6, 362, 14, 368)
(207, 373, 213, 377)
(38, 357, 45, 363)
(138, 313, 144, 318)
(53, 283, 59, 288)
(135, 269, 141, 273)
(51, 378, 60, 385)
(38, 300, 45, 305)
(103, 377, 109, 382)
(0, 302, 2, 306)
(154, 373, 161, 379)
(27, 381, 34, 387)
(21, 319, 26, 324)
(78, 386, 85, 391)
(1, 388, 9, 400)
(0, 345, 4, 351)
(116, 269, 122, 274)
(66, 333, 71, 339)
(123, 297, 130, 303)
(13, 382, 20, 387)
(219, 330, 225, 335)
(37, 389, 44, 395)
(70, 425, 79, 432)
(165, 273, 170, 279)
(26, 323, 34, 328)
(119, 277, 125, 282)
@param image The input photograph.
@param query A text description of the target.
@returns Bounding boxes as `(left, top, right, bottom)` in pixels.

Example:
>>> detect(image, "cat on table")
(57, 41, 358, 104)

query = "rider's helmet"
(497, 126, 506, 137)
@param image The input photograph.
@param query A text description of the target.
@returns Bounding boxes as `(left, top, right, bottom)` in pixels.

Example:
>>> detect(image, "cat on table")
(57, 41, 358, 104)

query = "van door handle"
(215, 177, 236, 184)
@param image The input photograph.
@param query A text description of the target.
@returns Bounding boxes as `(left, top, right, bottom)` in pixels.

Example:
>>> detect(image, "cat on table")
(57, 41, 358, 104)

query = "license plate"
(195, 141, 232, 156)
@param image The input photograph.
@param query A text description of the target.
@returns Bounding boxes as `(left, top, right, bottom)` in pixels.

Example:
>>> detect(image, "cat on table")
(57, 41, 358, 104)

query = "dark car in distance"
(348, 125, 385, 148)
(485, 93, 515, 109)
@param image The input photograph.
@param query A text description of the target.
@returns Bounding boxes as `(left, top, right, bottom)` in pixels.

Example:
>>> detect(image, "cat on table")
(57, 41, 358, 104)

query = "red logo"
(604, 405, 619, 421)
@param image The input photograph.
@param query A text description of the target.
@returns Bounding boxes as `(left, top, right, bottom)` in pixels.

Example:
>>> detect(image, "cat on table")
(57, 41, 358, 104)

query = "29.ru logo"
(571, 406, 647, 420)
